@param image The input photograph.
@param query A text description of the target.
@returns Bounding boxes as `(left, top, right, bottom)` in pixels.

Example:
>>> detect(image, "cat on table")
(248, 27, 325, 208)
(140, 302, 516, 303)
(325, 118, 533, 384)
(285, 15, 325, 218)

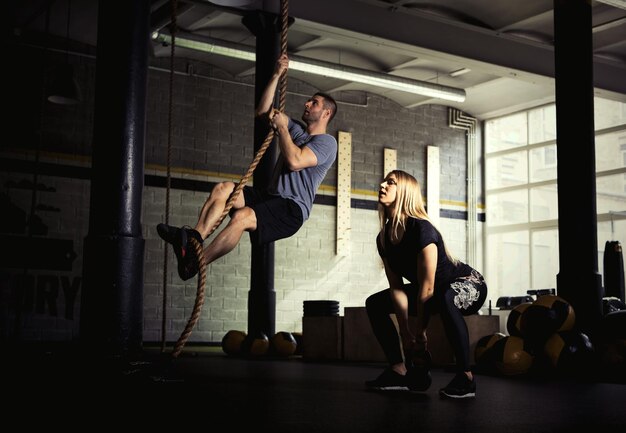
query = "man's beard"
(301, 110, 319, 124)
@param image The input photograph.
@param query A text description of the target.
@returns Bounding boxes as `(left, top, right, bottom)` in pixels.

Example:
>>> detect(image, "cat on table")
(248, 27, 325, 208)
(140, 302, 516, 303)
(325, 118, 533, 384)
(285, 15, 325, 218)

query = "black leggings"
(365, 270, 487, 372)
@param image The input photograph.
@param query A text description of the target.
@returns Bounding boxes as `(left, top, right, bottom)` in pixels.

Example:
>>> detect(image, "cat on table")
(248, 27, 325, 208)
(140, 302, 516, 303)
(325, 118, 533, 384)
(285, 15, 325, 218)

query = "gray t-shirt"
(268, 118, 337, 220)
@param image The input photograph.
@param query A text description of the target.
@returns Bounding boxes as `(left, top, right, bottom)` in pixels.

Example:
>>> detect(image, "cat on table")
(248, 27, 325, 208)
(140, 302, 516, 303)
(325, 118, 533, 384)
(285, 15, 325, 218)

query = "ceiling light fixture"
(153, 32, 466, 103)
(449, 68, 471, 77)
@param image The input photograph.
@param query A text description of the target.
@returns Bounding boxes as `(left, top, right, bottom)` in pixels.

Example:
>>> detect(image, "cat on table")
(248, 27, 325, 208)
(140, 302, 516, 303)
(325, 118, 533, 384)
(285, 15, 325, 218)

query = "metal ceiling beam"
(595, 0, 626, 10)
(287, 0, 626, 95)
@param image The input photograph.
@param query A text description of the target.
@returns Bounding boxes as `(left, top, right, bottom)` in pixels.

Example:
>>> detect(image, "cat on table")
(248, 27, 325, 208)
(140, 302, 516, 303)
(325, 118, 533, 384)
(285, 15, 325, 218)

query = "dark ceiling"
(11, 0, 626, 119)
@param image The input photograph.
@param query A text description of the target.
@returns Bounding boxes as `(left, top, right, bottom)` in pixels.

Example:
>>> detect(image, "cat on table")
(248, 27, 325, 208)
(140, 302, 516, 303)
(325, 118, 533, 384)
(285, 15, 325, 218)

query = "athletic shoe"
(406, 365, 432, 392)
(157, 223, 202, 281)
(439, 373, 476, 399)
(365, 368, 409, 391)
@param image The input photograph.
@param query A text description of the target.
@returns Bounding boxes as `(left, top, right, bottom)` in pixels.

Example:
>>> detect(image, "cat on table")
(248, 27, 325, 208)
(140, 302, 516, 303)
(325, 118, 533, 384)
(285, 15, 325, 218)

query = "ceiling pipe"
(449, 108, 478, 266)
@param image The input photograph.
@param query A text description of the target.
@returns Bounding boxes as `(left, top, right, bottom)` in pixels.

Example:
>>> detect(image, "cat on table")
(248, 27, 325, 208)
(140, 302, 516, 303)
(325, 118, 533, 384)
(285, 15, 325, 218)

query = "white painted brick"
(9, 63, 477, 344)
(196, 319, 223, 332)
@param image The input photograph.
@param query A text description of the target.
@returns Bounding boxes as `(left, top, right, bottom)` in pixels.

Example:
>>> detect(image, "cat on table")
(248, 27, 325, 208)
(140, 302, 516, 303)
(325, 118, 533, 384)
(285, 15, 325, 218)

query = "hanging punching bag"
(604, 241, 625, 302)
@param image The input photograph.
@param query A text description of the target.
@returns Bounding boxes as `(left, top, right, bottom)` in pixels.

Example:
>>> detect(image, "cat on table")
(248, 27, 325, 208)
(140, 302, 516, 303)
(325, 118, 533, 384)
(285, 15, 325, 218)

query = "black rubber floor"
(4, 344, 626, 432)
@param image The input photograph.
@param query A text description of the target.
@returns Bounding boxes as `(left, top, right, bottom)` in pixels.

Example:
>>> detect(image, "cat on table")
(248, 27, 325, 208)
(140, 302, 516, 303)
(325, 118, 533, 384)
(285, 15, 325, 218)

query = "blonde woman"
(365, 170, 487, 399)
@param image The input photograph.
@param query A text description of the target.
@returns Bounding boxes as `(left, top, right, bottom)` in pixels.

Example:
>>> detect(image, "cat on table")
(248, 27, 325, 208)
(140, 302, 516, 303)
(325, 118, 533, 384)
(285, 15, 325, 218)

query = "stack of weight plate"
(303, 300, 339, 317)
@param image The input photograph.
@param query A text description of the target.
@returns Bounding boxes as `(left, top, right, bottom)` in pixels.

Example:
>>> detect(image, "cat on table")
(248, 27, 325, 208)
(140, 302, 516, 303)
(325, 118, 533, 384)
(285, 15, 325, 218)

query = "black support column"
(553, 0, 603, 337)
(79, 0, 150, 357)
(242, 11, 283, 338)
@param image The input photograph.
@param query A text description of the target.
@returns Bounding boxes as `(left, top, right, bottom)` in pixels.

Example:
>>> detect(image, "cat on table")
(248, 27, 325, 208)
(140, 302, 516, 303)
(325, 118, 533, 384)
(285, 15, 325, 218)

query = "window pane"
(485, 112, 528, 153)
(484, 98, 626, 317)
(597, 173, 626, 214)
(531, 229, 558, 290)
(529, 144, 557, 182)
(487, 190, 528, 226)
(596, 130, 626, 172)
(487, 231, 530, 302)
(530, 184, 558, 222)
(529, 105, 556, 144)
(486, 150, 528, 188)
(595, 98, 626, 130)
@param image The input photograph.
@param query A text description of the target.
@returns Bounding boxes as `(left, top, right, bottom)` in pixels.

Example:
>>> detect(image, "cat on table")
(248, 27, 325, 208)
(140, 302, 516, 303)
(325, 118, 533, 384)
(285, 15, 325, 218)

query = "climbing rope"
(170, 0, 290, 358)
(161, 0, 178, 353)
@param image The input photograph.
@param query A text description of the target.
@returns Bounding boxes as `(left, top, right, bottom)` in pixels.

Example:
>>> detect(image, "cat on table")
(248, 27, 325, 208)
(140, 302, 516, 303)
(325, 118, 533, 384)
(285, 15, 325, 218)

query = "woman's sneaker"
(439, 373, 476, 399)
(365, 368, 408, 391)
(406, 365, 432, 392)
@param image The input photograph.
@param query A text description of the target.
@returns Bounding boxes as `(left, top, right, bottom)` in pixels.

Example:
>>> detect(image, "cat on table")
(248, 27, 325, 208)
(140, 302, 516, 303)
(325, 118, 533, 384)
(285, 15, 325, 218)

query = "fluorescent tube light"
(154, 32, 466, 102)
(449, 68, 471, 77)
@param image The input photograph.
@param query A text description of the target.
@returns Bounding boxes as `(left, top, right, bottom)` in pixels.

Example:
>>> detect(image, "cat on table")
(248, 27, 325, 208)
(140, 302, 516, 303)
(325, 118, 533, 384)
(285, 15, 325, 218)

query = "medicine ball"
(519, 304, 560, 343)
(600, 338, 626, 368)
(221, 330, 247, 356)
(271, 331, 298, 356)
(292, 332, 303, 355)
(602, 297, 626, 315)
(507, 303, 532, 337)
(491, 335, 534, 376)
(241, 331, 270, 356)
(475, 332, 506, 366)
(544, 330, 594, 375)
(600, 309, 626, 339)
(534, 295, 575, 332)
(599, 310, 626, 371)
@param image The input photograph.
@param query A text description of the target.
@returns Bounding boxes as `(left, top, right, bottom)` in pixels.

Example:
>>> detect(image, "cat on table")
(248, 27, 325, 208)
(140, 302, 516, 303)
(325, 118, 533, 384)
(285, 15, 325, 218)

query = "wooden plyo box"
(342, 307, 500, 366)
(343, 307, 386, 362)
(302, 316, 343, 360)
(422, 314, 501, 366)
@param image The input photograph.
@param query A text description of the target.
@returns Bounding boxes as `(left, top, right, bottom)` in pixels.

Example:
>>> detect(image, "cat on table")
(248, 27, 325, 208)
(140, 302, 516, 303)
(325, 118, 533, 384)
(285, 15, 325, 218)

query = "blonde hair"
(378, 170, 457, 263)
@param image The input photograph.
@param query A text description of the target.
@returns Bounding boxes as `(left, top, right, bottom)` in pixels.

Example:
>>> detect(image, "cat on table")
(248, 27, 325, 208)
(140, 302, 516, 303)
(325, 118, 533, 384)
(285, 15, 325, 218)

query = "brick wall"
(1, 46, 483, 344)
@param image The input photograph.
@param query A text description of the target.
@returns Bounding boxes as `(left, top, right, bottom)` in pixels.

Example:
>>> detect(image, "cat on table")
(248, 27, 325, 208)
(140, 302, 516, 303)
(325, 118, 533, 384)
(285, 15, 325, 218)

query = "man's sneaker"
(439, 373, 476, 399)
(157, 223, 203, 281)
(365, 368, 408, 391)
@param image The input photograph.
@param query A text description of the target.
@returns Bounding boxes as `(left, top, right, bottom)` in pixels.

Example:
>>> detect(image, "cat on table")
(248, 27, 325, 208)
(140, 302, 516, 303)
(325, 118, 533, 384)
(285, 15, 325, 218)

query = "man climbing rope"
(157, 54, 338, 281)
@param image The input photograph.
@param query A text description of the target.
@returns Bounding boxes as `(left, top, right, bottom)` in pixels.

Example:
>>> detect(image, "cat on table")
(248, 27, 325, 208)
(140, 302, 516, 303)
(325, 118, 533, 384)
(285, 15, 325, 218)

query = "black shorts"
(235, 186, 304, 245)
